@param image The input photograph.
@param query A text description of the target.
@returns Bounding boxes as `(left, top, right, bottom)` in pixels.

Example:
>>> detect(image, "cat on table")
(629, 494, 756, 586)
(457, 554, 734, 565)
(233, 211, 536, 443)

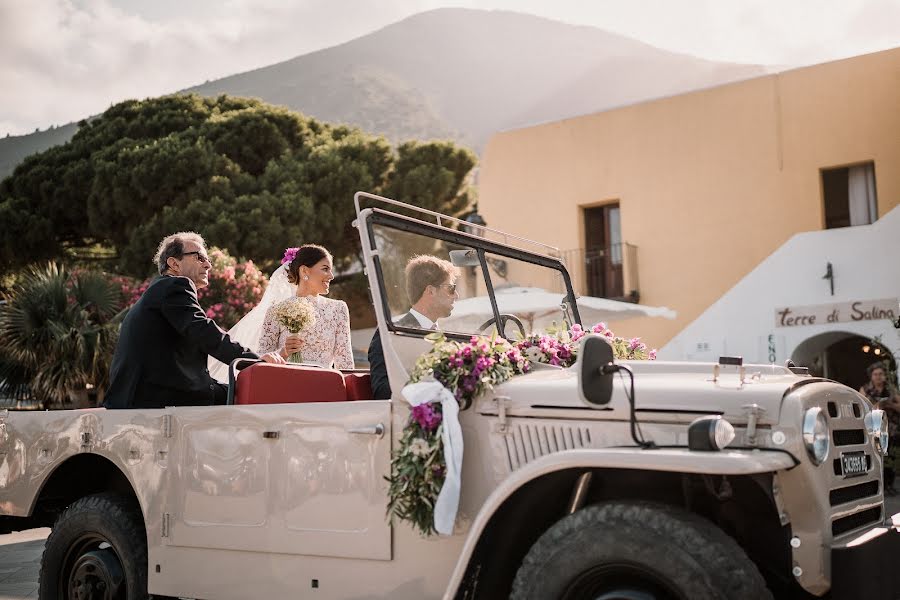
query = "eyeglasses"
(438, 283, 457, 294)
(181, 251, 210, 264)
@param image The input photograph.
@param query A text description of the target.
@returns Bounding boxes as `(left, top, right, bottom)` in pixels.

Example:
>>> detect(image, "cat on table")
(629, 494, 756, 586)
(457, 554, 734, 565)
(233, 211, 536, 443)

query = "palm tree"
(0, 263, 124, 409)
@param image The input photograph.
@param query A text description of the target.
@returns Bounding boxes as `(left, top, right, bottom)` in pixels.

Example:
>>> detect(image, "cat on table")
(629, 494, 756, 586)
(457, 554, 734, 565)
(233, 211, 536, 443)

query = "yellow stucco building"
(478, 46, 900, 365)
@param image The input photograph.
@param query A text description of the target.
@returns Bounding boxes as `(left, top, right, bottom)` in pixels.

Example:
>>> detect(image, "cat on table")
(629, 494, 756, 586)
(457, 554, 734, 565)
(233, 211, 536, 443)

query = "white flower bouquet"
(273, 299, 316, 363)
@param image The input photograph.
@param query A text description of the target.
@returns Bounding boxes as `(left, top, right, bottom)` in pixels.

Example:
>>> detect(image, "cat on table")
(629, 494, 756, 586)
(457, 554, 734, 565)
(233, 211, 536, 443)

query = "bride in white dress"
(208, 244, 353, 382)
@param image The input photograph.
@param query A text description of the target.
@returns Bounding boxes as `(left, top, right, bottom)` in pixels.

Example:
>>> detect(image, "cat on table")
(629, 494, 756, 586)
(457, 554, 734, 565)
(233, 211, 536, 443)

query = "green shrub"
(0, 263, 124, 408)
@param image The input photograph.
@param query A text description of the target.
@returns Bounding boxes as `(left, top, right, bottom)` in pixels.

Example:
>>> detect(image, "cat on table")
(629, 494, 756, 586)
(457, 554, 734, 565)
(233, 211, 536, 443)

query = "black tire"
(39, 493, 148, 600)
(510, 501, 773, 600)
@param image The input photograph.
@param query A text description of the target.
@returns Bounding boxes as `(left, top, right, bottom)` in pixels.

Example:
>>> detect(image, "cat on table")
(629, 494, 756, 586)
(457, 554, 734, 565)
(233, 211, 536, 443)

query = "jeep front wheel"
(39, 493, 147, 600)
(510, 501, 772, 600)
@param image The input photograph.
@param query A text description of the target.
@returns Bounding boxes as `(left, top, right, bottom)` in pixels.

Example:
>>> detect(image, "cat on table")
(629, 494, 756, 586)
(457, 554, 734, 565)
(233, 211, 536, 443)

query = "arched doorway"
(792, 331, 896, 390)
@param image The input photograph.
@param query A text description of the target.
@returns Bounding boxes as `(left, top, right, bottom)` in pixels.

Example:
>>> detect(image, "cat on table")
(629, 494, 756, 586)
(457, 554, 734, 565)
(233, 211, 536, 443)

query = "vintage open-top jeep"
(0, 192, 898, 599)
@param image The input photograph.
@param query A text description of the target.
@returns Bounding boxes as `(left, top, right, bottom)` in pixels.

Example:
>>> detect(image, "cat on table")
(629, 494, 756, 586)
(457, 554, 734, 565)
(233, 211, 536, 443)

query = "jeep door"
(164, 401, 391, 560)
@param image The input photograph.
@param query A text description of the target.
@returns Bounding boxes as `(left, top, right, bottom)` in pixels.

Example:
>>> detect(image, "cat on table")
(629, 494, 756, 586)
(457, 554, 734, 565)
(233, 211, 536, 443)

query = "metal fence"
(559, 243, 639, 302)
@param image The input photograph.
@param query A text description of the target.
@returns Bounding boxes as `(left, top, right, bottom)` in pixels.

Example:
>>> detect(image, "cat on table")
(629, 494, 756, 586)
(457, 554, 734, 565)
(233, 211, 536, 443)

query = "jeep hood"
(478, 361, 810, 425)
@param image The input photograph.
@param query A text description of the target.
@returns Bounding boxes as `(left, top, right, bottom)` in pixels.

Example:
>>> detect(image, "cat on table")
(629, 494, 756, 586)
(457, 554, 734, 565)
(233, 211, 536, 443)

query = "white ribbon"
(401, 381, 463, 535)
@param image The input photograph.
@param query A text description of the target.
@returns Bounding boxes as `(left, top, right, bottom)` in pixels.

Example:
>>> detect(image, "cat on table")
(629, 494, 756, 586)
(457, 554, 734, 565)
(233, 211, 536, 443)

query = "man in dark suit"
(104, 232, 284, 409)
(368, 255, 459, 400)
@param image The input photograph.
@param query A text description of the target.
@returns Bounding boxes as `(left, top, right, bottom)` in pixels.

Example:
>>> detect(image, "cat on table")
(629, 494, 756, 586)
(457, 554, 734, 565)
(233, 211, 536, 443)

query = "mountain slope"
(0, 123, 80, 180)
(190, 8, 767, 147)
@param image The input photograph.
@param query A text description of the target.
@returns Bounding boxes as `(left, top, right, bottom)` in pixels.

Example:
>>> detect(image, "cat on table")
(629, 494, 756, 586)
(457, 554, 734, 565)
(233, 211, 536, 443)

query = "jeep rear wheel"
(39, 494, 147, 600)
(510, 501, 772, 600)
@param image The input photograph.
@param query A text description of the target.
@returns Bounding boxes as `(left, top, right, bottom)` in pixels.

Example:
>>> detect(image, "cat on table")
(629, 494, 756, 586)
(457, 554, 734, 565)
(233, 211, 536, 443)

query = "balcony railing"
(559, 243, 639, 302)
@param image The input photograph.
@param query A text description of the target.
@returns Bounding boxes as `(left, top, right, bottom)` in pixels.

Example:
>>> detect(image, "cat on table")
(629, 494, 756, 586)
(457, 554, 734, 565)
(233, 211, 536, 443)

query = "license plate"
(841, 452, 867, 478)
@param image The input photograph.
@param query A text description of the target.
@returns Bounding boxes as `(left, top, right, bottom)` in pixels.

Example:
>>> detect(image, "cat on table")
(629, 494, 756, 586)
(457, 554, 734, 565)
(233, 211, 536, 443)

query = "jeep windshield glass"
(370, 219, 578, 339)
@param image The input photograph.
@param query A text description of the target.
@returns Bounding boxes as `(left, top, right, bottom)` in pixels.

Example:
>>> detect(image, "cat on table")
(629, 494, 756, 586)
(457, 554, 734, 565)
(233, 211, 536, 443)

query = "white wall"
(661, 207, 900, 366)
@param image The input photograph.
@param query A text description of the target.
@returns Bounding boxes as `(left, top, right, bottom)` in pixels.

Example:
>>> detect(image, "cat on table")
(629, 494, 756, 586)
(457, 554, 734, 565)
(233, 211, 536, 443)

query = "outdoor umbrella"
(439, 287, 676, 334)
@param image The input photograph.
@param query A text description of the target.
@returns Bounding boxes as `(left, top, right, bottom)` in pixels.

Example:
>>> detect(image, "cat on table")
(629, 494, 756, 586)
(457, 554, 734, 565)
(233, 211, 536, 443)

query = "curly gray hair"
(153, 232, 206, 275)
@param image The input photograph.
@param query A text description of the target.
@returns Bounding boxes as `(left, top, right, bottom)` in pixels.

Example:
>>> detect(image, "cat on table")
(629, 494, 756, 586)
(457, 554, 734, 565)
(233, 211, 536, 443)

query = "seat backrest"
(234, 363, 347, 405)
(343, 372, 373, 401)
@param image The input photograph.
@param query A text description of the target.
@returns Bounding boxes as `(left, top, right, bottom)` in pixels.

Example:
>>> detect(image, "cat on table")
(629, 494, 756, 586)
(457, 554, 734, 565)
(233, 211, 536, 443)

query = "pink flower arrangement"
(411, 403, 442, 432)
(409, 333, 530, 408)
(281, 247, 299, 265)
(566, 322, 657, 361)
(388, 324, 656, 536)
(388, 333, 531, 535)
(516, 333, 577, 367)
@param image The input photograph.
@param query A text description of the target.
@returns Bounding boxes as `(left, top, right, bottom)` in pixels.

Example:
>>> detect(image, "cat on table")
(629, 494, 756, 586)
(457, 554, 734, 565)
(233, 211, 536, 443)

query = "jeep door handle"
(347, 423, 385, 438)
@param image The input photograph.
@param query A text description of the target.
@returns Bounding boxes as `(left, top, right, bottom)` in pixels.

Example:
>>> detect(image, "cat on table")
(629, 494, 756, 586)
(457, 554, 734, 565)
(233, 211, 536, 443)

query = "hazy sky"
(2, 0, 899, 136)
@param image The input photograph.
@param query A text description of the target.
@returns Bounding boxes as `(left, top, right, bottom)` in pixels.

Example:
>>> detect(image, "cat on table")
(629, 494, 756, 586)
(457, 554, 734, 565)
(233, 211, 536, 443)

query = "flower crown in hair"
(281, 247, 299, 265)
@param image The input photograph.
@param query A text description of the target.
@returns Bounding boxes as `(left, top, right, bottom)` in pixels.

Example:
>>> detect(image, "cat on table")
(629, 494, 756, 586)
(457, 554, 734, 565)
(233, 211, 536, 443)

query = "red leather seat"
(343, 372, 373, 401)
(234, 363, 347, 405)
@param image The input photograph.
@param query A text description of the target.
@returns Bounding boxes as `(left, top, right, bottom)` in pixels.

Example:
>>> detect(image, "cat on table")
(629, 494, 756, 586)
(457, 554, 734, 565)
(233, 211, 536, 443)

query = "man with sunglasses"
(368, 255, 459, 399)
(105, 232, 284, 409)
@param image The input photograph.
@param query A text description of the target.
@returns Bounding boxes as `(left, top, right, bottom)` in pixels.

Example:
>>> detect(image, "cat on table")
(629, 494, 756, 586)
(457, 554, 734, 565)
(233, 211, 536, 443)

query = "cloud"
(0, 0, 416, 135)
(1, 0, 898, 135)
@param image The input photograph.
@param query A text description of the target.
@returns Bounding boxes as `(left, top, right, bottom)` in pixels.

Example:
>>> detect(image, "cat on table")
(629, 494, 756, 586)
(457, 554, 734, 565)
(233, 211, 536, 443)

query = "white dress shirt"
(408, 308, 436, 330)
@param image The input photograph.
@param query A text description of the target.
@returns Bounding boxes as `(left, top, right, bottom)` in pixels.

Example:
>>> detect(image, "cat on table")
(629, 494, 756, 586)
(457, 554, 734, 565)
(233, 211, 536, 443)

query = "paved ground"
(3, 497, 900, 598)
(0, 528, 48, 600)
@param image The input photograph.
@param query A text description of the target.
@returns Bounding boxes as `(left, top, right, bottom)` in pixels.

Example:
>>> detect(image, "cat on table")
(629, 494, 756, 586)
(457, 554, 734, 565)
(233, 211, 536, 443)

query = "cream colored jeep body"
(0, 193, 896, 599)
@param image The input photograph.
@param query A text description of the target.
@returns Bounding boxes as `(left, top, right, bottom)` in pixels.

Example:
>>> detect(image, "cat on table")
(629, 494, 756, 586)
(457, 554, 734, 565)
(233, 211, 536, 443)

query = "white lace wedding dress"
(257, 295, 354, 369)
(208, 264, 353, 382)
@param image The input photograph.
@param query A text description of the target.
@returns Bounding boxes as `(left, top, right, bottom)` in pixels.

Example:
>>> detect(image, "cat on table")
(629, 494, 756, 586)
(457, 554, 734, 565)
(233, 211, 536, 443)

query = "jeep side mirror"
(448, 249, 480, 267)
(578, 335, 614, 406)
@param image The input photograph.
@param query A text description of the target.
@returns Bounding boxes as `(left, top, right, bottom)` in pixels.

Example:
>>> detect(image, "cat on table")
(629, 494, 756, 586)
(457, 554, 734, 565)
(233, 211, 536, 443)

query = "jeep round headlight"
(802, 407, 829, 465)
(865, 409, 889, 456)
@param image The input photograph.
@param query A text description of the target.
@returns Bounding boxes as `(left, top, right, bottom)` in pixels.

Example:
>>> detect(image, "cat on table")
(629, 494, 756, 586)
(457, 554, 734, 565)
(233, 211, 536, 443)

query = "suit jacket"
(367, 311, 421, 400)
(104, 276, 258, 409)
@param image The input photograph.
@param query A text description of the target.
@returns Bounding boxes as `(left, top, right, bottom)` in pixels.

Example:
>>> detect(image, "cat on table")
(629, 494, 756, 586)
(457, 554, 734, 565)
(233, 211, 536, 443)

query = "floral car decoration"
(387, 323, 657, 536)
(386, 333, 529, 535)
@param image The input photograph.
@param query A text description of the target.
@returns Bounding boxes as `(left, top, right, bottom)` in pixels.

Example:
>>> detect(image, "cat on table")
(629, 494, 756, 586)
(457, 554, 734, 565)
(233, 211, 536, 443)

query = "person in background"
(861, 362, 900, 495)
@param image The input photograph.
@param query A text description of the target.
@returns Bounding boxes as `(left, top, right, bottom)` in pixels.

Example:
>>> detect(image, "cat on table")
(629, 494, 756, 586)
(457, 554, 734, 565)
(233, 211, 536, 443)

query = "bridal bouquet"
(273, 299, 316, 363)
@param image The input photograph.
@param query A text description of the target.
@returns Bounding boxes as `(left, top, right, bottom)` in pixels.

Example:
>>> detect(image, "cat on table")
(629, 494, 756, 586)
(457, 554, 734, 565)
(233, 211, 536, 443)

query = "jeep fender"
(443, 446, 798, 598)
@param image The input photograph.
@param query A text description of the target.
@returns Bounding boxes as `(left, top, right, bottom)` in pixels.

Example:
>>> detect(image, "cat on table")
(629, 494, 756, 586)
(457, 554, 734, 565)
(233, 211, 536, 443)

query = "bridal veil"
(208, 264, 295, 383)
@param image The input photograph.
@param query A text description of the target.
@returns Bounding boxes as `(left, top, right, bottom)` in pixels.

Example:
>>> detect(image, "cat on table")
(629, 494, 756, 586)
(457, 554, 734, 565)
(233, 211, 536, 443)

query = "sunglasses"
(438, 283, 457, 294)
(181, 251, 211, 264)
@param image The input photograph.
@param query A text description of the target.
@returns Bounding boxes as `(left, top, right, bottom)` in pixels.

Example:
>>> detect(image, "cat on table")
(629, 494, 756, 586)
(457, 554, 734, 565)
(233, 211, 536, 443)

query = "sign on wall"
(758, 334, 786, 363)
(775, 298, 898, 328)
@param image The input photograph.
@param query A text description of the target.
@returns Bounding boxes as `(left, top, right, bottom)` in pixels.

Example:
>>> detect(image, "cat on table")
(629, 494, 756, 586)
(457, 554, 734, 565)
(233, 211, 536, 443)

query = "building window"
(821, 162, 878, 229)
(584, 203, 624, 299)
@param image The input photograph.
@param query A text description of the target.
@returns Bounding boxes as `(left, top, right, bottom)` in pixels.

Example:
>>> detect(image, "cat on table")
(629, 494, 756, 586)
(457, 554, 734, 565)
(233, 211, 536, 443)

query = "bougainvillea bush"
(197, 248, 267, 329)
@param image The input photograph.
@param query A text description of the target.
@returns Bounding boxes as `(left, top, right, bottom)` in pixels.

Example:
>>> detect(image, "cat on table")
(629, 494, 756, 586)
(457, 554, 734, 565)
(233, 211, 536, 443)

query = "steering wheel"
(478, 313, 527, 339)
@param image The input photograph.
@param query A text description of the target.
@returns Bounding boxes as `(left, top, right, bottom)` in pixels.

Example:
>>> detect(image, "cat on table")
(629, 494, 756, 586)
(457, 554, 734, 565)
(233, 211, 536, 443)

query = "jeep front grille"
(504, 423, 592, 471)
(832, 429, 866, 446)
(832, 506, 882, 536)
(824, 397, 882, 538)
(829, 480, 879, 506)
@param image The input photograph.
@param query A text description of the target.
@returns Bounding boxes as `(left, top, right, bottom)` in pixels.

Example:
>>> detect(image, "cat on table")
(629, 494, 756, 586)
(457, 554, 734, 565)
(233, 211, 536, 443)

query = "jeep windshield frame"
(358, 198, 581, 341)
